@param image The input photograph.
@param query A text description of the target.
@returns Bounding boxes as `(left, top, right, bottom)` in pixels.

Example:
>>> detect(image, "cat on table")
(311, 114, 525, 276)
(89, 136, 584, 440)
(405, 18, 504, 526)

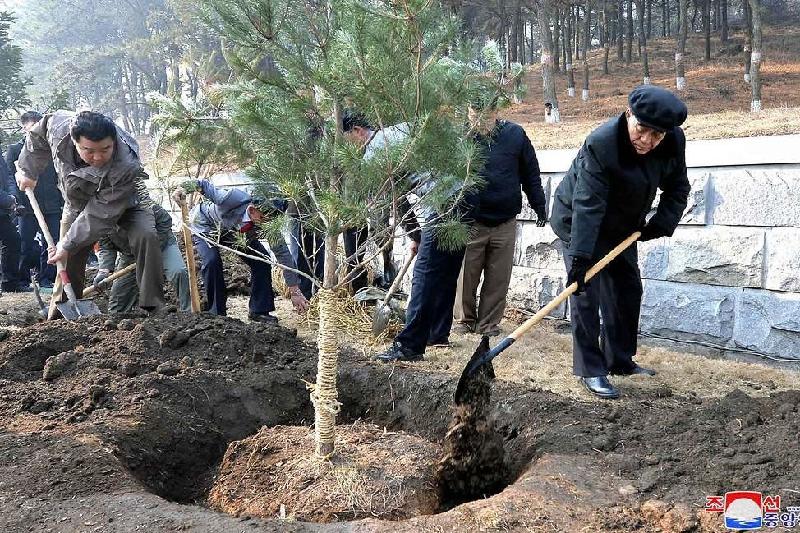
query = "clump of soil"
(436, 337, 508, 506)
(207, 423, 441, 522)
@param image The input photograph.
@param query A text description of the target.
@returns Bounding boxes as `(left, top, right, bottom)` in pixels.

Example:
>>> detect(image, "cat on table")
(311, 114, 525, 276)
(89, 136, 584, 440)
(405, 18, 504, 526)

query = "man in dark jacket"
(5, 111, 64, 288)
(0, 155, 24, 293)
(453, 99, 547, 337)
(550, 85, 690, 399)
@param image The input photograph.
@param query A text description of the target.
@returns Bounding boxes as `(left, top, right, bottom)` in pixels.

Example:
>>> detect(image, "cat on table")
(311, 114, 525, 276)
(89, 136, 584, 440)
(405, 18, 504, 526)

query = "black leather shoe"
(580, 376, 620, 399)
(249, 313, 278, 324)
(610, 364, 657, 377)
(375, 342, 423, 363)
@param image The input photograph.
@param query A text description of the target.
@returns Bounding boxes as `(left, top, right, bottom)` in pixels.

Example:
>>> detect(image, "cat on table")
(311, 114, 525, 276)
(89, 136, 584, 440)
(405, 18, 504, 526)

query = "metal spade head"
(454, 336, 494, 405)
(56, 299, 102, 321)
(372, 302, 394, 336)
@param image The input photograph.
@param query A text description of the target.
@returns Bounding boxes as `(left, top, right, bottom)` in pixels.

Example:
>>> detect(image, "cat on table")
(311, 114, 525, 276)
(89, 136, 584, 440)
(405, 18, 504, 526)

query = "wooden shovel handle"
(508, 231, 641, 341)
(179, 201, 202, 313)
(82, 262, 138, 298)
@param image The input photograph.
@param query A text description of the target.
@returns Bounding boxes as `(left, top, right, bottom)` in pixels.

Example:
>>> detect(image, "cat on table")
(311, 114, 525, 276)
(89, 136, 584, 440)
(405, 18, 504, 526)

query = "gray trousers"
(49, 206, 165, 319)
(109, 240, 190, 313)
(453, 218, 517, 333)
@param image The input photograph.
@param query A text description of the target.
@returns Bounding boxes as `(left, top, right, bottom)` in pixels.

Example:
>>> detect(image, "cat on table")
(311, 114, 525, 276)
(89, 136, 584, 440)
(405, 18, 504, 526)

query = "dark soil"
(208, 424, 441, 522)
(0, 296, 797, 531)
(435, 339, 508, 507)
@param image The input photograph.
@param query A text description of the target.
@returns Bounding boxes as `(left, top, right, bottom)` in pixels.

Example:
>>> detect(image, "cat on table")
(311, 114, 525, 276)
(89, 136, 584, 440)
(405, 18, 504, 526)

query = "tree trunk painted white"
(643, 76, 651, 84)
(568, 86, 576, 97)
(748, 0, 763, 112)
(539, 3, 561, 123)
(545, 106, 561, 123)
(676, 76, 686, 90)
(675, 0, 688, 91)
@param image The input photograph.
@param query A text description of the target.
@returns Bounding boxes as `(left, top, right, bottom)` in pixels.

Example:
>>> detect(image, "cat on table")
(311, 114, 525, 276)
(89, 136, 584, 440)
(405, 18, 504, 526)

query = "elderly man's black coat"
(551, 113, 690, 259)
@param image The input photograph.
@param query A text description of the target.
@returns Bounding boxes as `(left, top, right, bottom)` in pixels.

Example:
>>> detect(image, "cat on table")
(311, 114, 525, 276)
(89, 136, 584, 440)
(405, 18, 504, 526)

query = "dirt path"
(0, 291, 798, 532)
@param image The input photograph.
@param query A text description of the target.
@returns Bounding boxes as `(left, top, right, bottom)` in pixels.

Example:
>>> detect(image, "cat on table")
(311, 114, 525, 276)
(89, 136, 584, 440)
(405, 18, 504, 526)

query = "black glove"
(567, 256, 591, 296)
(639, 221, 669, 242)
(534, 207, 548, 228)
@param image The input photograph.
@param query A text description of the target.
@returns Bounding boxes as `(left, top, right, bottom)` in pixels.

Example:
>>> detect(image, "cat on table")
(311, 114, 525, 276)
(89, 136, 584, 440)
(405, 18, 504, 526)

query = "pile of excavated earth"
(0, 297, 798, 532)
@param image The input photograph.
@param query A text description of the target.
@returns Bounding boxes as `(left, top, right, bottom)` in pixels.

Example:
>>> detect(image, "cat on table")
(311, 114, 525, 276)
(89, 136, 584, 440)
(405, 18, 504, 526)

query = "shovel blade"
(57, 299, 102, 320)
(371, 303, 393, 336)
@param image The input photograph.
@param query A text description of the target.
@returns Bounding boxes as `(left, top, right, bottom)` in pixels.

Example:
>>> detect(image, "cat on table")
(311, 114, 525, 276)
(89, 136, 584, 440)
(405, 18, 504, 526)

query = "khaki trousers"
(48, 206, 165, 319)
(454, 218, 517, 334)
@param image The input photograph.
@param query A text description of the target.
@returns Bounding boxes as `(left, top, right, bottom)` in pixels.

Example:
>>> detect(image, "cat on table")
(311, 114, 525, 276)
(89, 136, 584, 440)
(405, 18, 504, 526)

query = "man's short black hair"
(341, 110, 371, 133)
(70, 111, 117, 143)
(20, 111, 43, 125)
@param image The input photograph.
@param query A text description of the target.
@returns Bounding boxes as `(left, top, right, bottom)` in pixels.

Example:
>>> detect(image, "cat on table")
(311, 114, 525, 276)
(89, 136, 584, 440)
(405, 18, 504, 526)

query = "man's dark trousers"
(564, 240, 642, 377)
(18, 213, 60, 284)
(0, 215, 22, 290)
(193, 231, 274, 316)
(396, 226, 466, 354)
(343, 226, 368, 293)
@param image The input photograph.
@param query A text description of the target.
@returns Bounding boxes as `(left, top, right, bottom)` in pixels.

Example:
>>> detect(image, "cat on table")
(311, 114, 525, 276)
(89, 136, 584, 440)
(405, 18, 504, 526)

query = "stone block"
(648, 171, 710, 226)
(664, 226, 764, 288)
(733, 289, 800, 359)
(506, 266, 567, 319)
(710, 168, 800, 227)
(765, 228, 800, 292)
(638, 239, 669, 280)
(513, 224, 564, 269)
(640, 280, 739, 344)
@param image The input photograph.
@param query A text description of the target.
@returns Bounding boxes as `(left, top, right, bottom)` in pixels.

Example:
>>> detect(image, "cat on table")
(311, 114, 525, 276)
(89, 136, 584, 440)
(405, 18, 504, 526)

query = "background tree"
(635, 0, 651, 83)
(675, 0, 688, 90)
(566, 5, 577, 97)
(0, 11, 30, 140)
(539, 0, 562, 122)
(748, 0, 763, 111)
(581, 1, 591, 101)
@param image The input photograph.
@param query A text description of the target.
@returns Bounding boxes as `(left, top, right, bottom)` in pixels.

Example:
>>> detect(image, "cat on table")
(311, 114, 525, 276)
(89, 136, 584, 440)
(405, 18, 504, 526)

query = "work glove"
(567, 256, 591, 296)
(534, 206, 548, 228)
(639, 221, 669, 242)
(93, 268, 111, 287)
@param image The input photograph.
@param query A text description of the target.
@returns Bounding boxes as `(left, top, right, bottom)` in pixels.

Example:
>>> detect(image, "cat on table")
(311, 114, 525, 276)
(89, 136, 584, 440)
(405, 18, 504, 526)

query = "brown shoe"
(478, 325, 502, 337)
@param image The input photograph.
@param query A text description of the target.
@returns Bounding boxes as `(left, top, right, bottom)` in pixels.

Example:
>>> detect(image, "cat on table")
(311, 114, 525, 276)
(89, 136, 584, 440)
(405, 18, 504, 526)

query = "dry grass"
(506, 27, 800, 149)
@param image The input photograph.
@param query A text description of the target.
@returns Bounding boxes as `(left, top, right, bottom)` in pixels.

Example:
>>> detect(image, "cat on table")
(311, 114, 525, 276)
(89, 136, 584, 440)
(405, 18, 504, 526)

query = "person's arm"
(16, 115, 55, 189)
(569, 142, 611, 259)
(519, 130, 547, 224)
(270, 236, 309, 312)
(644, 130, 690, 238)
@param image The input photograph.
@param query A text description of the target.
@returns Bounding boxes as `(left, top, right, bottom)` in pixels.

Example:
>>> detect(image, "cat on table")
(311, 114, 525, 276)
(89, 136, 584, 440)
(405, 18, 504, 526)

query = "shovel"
(454, 232, 641, 404)
(178, 199, 202, 313)
(23, 188, 102, 320)
(372, 250, 416, 336)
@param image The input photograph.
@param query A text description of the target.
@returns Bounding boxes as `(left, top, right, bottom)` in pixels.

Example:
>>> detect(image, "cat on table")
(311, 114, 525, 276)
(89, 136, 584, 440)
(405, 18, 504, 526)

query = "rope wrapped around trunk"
(310, 288, 342, 459)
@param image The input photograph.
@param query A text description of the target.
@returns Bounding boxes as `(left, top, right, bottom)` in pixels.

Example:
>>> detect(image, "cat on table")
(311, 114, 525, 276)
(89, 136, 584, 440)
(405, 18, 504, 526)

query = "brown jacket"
(17, 110, 147, 251)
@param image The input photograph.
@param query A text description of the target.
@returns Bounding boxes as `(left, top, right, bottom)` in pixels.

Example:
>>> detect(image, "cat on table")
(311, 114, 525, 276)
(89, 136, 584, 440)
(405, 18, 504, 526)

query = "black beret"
(628, 85, 687, 132)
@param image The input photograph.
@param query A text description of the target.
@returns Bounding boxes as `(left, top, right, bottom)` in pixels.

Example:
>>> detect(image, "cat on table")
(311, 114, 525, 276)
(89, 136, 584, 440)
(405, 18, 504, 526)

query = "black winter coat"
(472, 120, 546, 226)
(551, 113, 689, 259)
(5, 140, 64, 215)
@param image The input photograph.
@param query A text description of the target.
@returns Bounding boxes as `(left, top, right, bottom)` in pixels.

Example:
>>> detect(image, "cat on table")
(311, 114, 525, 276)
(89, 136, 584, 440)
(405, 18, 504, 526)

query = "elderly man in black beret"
(550, 85, 690, 399)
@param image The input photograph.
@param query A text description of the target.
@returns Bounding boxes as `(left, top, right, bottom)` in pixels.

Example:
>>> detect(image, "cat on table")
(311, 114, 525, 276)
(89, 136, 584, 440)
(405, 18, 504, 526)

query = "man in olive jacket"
(15, 110, 164, 318)
(550, 85, 690, 399)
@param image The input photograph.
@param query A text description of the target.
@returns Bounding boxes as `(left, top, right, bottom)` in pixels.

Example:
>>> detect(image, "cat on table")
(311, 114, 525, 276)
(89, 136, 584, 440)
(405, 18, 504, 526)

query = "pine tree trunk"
(603, 0, 611, 74)
(703, 0, 711, 60)
(582, 1, 591, 101)
(748, 0, 762, 111)
(647, 0, 652, 37)
(510, 1, 520, 63)
(666, 0, 671, 35)
(539, 1, 561, 122)
(626, 0, 633, 63)
(675, 0, 688, 90)
(662, 0, 667, 36)
(720, 0, 728, 42)
(574, 5, 582, 60)
(566, 6, 576, 96)
(636, 0, 651, 83)
(617, 0, 625, 60)
(743, 0, 752, 82)
(561, 10, 569, 71)
(314, 234, 341, 458)
(691, 0, 699, 30)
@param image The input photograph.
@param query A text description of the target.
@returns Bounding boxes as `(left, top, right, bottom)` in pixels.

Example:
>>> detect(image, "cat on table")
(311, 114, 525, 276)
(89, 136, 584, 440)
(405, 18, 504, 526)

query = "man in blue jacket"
(453, 97, 547, 337)
(550, 86, 690, 399)
(173, 180, 309, 323)
(5, 111, 64, 288)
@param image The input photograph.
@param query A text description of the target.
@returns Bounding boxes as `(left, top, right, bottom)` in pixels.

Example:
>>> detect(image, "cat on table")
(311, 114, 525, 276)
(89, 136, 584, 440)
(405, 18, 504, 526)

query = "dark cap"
(628, 85, 687, 132)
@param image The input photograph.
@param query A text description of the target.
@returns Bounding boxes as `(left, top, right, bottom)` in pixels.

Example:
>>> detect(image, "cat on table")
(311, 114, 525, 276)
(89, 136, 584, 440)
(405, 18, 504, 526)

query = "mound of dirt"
(207, 423, 441, 522)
